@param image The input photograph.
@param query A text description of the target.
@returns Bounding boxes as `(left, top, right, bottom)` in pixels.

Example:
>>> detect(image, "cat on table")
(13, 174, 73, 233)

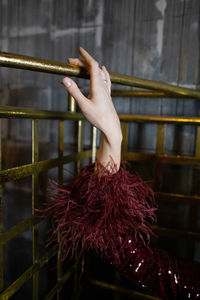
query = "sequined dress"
(42, 162, 200, 300)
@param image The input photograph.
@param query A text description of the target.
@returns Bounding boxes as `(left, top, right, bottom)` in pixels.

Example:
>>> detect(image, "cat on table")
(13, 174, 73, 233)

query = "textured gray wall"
(0, 0, 200, 298)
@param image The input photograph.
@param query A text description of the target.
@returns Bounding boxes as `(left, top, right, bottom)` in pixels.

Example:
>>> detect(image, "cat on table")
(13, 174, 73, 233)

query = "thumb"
(62, 77, 86, 108)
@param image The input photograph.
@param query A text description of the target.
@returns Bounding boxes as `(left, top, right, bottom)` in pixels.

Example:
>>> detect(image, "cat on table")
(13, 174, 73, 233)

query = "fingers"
(102, 65, 111, 93)
(78, 47, 99, 69)
(68, 58, 88, 69)
(62, 77, 87, 110)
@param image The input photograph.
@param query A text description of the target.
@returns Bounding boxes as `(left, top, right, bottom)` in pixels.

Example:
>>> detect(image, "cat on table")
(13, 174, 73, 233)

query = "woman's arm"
(62, 47, 122, 171)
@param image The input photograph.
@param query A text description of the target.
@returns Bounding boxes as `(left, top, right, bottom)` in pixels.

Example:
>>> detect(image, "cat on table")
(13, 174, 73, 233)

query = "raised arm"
(62, 47, 122, 172)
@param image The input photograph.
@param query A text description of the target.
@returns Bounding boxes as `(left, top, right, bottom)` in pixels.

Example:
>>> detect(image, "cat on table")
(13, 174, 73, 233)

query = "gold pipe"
(32, 120, 39, 300)
(195, 126, 200, 158)
(77, 120, 83, 173)
(89, 280, 162, 300)
(157, 192, 200, 205)
(0, 245, 58, 299)
(68, 94, 76, 113)
(119, 114, 200, 125)
(57, 120, 64, 300)
(124, 152, 200, 166)
(0, 106, 84, 120)
(0, 120, 3, 292)
(155, 125, 165, 191)
(121, 122, 128, 156)
(111, 90, 184, 98)
(91, 127, 97, 163)
(0, 150, 92, 183)
(153, 225, 200, 240)
(0, 217, 41, 246)
(44, 267, 74, 300)
(0, 52, 200, 99)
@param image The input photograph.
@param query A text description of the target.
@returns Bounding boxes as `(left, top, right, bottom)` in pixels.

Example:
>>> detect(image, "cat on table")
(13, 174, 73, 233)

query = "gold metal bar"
(153, 225, 200, 240)
(188, 126, 200, 259)
(111, 90, 187, 98)
(0, 120, 3, 292)
(89, 280, 162, 300)
(1, 106, 200, 125)
(155, 125, 165, 191)
(119, 114, 200, 125)
(123, 152, 200, 166)
(0, 245, 58, 300)
(0, 150, 92, 183)
(0, 106, 84, 120)
(57, 120, 64, 300)
(32, 120, 39, 300)
(44, 267, 74, 300)
(121, 122, 128, 157)
(156, 125, 165, 155)
(195, 126, 200, 159)
(0, 52, 200, 99)
(58, 121, 64, 183)
(68, 94, 82, 300)
(0, 217, 41, 246)
(157, 192, 200, 205)
(91, 127, 97, 163)
(77, 120, 84, 173)
(68, 94, 76, 113)
(1, 150, 199, 185)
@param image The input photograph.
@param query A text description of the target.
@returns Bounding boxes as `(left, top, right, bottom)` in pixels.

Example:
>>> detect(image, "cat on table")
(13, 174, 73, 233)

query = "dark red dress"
(42, 161, 200, 299)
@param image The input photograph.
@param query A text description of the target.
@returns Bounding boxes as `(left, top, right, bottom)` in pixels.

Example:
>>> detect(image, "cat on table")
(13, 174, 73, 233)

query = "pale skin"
(62, 47, 122, 172)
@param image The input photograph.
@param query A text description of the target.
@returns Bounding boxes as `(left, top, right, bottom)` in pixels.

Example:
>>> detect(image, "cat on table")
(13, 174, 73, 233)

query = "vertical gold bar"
(32, 119, 39, 300)
(0, 120, 3, 292)
(121, 122, 128, 158)
(155, 124, 165, 191)
(77, 120, 83, 173)
(156, 124, 165, 155)
(68, 94, 76, 113)
(58, 121, 64, 182)
(91, 127, 97, 163)
(68, 93, 83, 300)
(57, 120, 64, 300)
(188, 126, 200, 259)
(195, 126, 200, 158)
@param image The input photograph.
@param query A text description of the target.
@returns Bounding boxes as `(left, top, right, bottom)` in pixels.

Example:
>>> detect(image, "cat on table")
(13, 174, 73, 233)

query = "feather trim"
(39, 160, 157, 266)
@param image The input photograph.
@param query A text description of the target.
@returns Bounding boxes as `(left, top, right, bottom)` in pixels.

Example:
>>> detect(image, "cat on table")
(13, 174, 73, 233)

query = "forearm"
(96, 131, 122, 172)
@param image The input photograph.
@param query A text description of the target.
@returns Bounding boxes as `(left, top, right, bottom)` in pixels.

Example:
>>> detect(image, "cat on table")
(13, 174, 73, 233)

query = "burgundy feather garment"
(41, 161, 200, 299)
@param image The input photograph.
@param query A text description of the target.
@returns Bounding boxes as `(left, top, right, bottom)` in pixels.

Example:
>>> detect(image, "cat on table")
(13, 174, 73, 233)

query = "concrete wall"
(0, 0, 200, 298)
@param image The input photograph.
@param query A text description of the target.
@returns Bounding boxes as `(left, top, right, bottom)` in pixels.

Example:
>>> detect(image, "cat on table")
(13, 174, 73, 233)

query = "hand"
(62, 47, 122, 144)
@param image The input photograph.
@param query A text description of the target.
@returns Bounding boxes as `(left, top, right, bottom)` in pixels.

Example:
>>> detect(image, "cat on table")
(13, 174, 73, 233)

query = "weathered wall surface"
(0, 0, 200, 298)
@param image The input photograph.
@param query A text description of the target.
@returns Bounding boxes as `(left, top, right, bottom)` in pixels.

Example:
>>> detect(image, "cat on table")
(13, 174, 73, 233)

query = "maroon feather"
(39, 160, 157, 266)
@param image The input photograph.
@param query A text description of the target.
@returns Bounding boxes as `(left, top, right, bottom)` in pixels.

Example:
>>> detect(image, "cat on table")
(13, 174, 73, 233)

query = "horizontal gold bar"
(124, 152, 200, 166)
(119, 114, 200, 125)
(1, 107, 200, 126)
(89, 280, 162, 300)
(110, 71, 200, 99)
(0, 150, 92, 183)
(44, 267, 74, 300)
(0, 106, 84, 120)
(0, 245, 57, 299)
(157, 192, 200, 205)
(111, 90, 186, 98)
(0, 216, 41, 246)
(0, 52, 200, 99)
(153, 225, 200, 240)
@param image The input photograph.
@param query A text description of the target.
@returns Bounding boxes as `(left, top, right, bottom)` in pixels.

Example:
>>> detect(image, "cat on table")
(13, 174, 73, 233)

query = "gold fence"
(0, 52, 200, 300)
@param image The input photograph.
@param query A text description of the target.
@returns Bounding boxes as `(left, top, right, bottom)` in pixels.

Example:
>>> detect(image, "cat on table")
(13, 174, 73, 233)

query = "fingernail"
(65, 81, 71, 87)
(63, 79, 71, 87)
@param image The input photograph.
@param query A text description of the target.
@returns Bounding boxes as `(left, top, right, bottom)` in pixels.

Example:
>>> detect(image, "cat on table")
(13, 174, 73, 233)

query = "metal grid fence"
(0, 52, 200, 300)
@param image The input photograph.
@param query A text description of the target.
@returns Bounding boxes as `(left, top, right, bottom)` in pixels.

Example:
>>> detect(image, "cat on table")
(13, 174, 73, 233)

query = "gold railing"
(0, 52, 200, 300)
